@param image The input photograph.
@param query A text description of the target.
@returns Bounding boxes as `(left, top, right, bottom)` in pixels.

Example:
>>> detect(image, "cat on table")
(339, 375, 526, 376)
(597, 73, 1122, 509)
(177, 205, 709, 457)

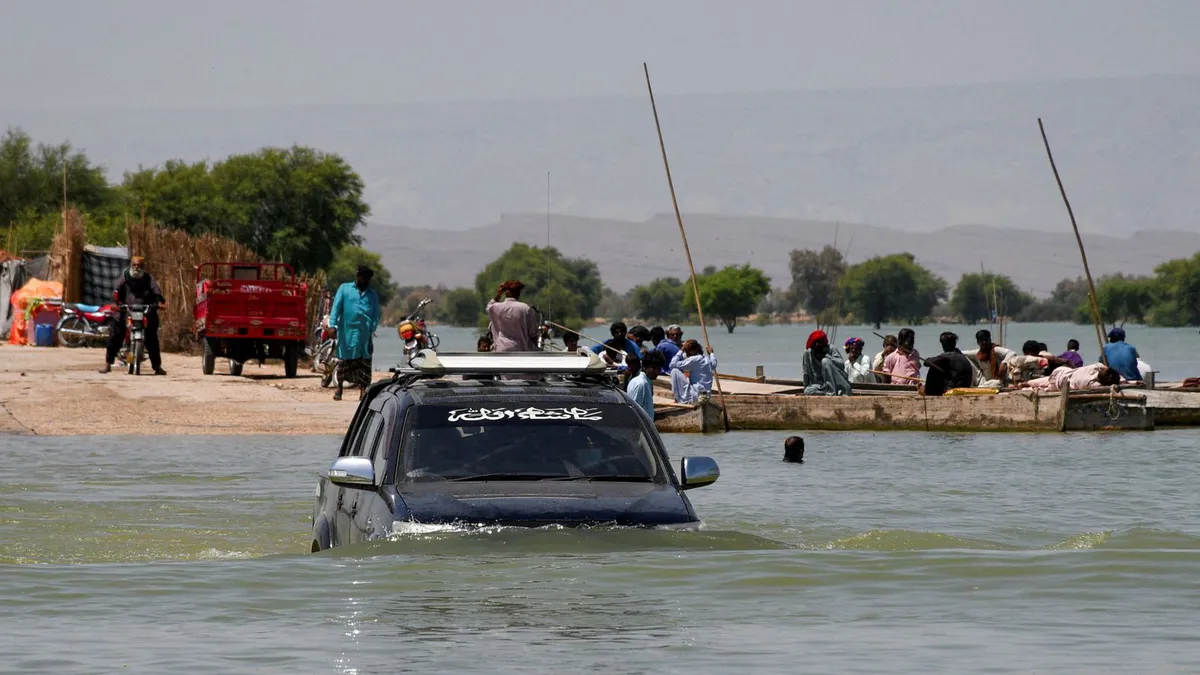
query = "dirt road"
(1, 344, 356, 436)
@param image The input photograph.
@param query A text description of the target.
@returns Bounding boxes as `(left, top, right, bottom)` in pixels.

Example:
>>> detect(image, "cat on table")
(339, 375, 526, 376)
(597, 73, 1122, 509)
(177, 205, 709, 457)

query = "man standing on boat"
(1102, 327, 1142, 382)
(922, 331, 976, 396)
(802, 330, 852, 395)
(650, 324, 681, 371)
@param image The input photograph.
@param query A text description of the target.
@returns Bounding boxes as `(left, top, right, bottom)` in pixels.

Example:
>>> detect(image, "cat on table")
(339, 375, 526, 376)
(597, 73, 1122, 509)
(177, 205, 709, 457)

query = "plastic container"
(34, 323, 55, 346)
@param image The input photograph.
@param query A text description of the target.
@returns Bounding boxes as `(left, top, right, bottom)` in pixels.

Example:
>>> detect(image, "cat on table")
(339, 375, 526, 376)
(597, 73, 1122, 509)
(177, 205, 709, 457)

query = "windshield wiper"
(448, 473, 572, 481)
(555, 475, 654, 482)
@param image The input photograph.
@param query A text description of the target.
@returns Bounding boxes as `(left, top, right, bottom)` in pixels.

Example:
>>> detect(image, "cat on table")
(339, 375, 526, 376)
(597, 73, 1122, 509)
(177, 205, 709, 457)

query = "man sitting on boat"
(842, 337, 876, 384)
(1022, 362, 1121, 392)
(802, 330, 852, 396)
(922, 331, 977, 396)
(880, 328, 921, 386)
(670, 339, 718, 403)
(969, 329, 1015, 388)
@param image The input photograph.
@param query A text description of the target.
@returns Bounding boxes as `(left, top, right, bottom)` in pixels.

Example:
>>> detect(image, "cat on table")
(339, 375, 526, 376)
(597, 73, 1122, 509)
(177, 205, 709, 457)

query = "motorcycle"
(55, 303, 118, 348)
(314, 325, 340, 389)
(398, 298, 439, 360)
(121, 304, 153, 375)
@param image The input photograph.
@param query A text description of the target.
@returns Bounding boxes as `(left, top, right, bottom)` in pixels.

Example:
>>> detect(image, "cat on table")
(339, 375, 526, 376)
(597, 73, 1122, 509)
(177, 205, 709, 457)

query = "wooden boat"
(651, 379, 1158, 433)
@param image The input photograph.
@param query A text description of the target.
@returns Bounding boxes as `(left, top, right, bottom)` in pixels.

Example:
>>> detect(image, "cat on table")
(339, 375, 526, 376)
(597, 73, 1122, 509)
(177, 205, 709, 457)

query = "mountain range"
(360, 216, 1200, 296)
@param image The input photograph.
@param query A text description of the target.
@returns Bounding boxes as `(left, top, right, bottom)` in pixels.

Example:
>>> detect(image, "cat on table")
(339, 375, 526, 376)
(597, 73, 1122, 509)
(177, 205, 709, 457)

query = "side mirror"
(327, 456, 375, 488)
(680, 456, 719, 490)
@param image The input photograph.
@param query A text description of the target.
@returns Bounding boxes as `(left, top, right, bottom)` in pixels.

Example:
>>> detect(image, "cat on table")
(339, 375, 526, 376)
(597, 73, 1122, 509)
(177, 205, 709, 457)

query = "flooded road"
(3, 431, 1199, 673)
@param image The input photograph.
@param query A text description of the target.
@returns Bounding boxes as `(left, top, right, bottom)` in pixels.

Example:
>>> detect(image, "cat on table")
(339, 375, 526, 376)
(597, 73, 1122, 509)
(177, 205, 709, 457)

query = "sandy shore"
(0, 344, 357, 436)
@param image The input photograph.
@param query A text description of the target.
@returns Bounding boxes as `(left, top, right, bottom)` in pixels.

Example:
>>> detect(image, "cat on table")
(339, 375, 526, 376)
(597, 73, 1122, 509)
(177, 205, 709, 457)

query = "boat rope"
(1106, 385, 1123, 421)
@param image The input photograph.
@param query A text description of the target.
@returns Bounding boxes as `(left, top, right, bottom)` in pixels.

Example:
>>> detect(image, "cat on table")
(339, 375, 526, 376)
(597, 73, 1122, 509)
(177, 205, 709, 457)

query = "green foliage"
(124, 146, 369, 273)
(0, 128, 116, 231)
(842, 253, 948, 328)
(949, 273, 1033, 324)
(438, 287, 484, 327)
(1145, 254, 1200, 326)
(693, 264, 771, 333)
(595, 288, 634, 324)
(473, 243, 602, 325)
(787, 245, 845, 316)
(631, 277, 687, 322)
(327, 246, 397, 306)
(1090, 274, 1153, 325)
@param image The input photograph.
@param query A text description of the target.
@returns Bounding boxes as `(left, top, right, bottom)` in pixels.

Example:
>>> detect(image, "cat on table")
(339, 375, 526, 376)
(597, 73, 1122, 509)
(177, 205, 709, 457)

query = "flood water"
(3, 431, 1199, 673)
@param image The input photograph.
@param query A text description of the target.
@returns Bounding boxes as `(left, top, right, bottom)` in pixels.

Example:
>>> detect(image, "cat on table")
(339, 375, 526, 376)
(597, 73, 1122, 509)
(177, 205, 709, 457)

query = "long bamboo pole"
(1037, 118, 1108, 366)
(643, 63, 731, 431)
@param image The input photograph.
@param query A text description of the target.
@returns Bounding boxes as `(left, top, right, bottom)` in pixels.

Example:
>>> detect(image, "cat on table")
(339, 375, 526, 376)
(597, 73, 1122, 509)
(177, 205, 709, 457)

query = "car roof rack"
(389, 349, 615, 377)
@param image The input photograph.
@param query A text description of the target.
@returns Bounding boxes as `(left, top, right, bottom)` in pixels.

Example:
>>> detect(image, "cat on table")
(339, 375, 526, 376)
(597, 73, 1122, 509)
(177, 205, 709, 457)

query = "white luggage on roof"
(396, 349, 610, 376)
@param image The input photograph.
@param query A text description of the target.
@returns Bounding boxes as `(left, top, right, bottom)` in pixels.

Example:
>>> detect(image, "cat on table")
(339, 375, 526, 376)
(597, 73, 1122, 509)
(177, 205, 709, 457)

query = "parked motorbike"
(398, 298, 439, 360)
(55, 303, 118, 348)
(121, 304, 153, 375)
(314, 325, 340, 389)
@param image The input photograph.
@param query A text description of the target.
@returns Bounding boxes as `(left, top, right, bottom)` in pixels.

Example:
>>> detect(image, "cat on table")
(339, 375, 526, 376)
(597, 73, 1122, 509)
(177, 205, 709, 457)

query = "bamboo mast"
(1037, 118, 1107, 366)
(643, 63, 731, 431)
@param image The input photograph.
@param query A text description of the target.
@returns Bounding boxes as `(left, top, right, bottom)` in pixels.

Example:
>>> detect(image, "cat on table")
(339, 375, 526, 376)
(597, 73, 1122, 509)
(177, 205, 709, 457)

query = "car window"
(398, 403, 661, 483)
(356, 412, 384, 460)
(375, 398, 400, 483)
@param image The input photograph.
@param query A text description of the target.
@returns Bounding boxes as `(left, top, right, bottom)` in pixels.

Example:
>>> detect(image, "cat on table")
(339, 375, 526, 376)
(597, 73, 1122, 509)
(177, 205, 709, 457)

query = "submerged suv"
(310, 351, 719, 551)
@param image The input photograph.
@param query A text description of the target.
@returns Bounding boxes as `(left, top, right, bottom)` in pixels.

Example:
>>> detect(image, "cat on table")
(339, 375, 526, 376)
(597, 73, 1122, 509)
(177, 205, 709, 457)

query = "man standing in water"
(487, 280, 539, 352)
(329, 264, 380, 401)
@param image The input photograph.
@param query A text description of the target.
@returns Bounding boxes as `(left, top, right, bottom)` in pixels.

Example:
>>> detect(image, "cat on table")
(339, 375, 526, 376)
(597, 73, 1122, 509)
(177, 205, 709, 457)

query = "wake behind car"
(310, 350, 719, 551)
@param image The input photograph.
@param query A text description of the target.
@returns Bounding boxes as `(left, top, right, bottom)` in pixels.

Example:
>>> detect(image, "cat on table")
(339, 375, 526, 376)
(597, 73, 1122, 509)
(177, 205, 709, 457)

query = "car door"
(332, 404, 377, 547)
(345, 401, 386, 545)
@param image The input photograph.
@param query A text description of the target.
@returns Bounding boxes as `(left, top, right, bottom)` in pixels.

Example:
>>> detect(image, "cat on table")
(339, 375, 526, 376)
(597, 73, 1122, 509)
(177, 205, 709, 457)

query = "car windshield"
(399, 403, 662, 483)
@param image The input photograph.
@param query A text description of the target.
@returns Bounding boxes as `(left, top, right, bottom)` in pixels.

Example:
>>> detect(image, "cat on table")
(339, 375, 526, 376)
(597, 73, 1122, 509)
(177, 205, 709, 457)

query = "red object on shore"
(194, 262, 308, 377)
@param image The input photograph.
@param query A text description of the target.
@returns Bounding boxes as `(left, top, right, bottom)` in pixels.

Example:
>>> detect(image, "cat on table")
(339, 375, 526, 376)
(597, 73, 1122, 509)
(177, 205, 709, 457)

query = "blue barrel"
(34, 323, 55, 347)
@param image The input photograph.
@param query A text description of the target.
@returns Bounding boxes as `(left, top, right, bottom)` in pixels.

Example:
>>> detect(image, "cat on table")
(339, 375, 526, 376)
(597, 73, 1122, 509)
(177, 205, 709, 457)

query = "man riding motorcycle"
(99, 255, 167, 375)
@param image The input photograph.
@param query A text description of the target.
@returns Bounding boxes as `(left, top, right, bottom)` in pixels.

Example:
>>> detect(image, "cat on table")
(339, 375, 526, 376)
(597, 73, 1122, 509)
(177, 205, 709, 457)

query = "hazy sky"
(2, 0, 1198, 108)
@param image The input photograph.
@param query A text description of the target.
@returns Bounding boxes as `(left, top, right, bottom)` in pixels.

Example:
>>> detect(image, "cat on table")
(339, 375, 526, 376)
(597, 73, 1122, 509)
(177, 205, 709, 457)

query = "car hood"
(395, 481, 693, 526)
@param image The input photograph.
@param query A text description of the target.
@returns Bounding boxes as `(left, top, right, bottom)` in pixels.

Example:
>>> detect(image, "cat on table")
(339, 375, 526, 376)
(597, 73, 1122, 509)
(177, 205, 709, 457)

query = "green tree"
(842, 253, 948, 328)
(474, 243, 603, 325)
(1147, 254, 1200, 326)
(122, 146, 370, 273)
(438, 287, 484, 327)
(693, 264, 771, 333)
(326, 245, 397, 306)
(631, 276, 687, 322)
(1, 128, 117, 227)
(1091, 274, 1154, 325)
(949, 272, 1032, 324)
(122, 159, 239, 236)
(787, 245, 845, 317)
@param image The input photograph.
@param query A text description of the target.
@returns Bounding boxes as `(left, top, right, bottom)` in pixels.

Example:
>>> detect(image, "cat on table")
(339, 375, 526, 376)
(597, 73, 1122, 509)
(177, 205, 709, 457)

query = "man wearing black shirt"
(923, 331, 975, 396)
(99, 256, 167, 375)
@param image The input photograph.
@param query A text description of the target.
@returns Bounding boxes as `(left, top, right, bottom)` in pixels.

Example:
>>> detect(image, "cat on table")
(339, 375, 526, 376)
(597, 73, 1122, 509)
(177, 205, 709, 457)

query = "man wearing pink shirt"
(882, 328, 921, 385)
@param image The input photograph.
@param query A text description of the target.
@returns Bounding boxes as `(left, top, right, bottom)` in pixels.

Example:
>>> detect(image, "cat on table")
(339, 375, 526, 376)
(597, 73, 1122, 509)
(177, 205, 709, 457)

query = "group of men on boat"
(802, 326, 1146, 397)
(483, 279, 717, 421)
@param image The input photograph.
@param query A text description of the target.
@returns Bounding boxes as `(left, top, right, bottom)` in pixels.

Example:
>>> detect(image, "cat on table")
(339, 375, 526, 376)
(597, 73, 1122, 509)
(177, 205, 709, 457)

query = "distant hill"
(4, 73, 1200, 238)
(361, 215, 1200, 295)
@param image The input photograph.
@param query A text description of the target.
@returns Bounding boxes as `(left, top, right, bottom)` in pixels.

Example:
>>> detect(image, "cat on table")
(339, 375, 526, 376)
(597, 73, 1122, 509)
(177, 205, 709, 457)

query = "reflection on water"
(2, 431, 1200, 673)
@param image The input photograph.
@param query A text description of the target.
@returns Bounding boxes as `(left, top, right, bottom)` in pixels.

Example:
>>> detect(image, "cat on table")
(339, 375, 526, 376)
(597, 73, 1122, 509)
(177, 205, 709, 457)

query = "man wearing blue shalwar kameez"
(328, 264, 381, 401)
